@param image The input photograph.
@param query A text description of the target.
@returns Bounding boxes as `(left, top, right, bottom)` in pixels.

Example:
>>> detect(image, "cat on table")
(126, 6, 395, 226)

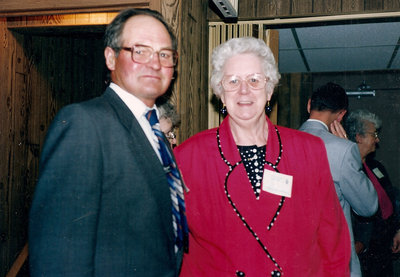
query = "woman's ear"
(220, 92, 225, 105)
(355, 133, 362, 144)
(266, 87, 274, 101)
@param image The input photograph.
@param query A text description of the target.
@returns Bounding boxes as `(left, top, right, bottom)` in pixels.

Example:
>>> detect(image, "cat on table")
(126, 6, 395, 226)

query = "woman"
(174, 37, 350, 276)
(345, 109, 400, 277)
(158, 101, 180, 147)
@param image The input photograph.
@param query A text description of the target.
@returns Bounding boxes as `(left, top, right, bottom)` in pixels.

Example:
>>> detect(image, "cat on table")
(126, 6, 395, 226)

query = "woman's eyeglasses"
(221, 74, 268, 91)
(165, 131, 176, 140)
(365, 131, 379, 139)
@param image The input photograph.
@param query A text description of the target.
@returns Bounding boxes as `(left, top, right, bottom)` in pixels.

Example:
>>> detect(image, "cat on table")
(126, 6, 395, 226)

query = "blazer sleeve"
(29, 104, 102, 276)
(338, 143, 378, 217)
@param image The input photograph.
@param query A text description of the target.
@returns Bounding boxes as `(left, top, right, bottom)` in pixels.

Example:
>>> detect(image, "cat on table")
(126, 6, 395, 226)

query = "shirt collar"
(307, 119, 329, 131)
(109, 82, 158, 119)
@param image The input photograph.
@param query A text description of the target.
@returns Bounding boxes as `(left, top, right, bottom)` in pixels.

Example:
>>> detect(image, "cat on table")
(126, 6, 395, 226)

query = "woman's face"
(159, 117, 177, 147)
(220, 53, 272, 124)
(357, 120, 380, 159)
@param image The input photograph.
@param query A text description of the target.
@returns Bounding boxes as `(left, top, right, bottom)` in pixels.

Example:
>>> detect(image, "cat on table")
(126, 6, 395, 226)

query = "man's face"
(105, 15, 175, 107)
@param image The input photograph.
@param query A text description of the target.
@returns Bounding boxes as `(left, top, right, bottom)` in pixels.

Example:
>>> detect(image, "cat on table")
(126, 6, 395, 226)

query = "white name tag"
(372, 167, 384, 179)
(262, 169, 293, 198)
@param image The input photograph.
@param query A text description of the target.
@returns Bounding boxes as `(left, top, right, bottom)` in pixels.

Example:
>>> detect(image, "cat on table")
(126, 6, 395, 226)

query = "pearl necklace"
(217, 126, 284, 277)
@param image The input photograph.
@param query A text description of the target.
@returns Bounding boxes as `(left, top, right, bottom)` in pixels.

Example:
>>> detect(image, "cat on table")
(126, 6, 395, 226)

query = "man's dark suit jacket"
(29, 87, 182, 276)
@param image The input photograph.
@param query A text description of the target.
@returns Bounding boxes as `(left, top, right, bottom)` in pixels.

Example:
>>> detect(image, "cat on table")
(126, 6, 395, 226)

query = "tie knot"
(146, 109, 159, 126)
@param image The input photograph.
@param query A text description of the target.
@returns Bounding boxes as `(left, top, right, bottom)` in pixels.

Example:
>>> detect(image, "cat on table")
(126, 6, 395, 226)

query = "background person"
(299, 82, 378, 277)
(174, 37, 350, 277)
(29, 8, 187, 276)
(345, 109, 400, 277)
(158, 100, 181, 147)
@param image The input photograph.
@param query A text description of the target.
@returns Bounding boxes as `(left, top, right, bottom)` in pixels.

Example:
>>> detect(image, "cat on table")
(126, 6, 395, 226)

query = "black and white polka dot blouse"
(237, 145, 266, 199)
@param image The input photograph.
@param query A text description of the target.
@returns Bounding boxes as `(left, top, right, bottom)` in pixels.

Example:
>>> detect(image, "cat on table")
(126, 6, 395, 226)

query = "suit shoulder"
(325, 132, 355, 149)
(278, 125, 325, 145)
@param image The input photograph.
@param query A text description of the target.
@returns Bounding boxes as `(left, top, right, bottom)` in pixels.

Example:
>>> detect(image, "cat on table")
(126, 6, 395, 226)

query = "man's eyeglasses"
(365, 131, 379, 139)
(221, 74, 268, 92)
(116, 44, 178, 68)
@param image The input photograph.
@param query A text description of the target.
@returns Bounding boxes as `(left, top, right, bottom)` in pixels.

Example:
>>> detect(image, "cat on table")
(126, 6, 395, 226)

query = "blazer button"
(236, 270, 245, 276)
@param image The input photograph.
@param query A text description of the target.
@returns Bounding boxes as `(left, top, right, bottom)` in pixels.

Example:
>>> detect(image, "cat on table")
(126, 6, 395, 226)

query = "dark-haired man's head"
(307, 82, 348, 125)
(309, 82, 348, 113)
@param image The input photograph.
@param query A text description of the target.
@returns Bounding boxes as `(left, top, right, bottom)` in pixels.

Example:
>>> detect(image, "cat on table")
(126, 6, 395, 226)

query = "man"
(29, 8, 187, 276)
(299, 82, 378, 277)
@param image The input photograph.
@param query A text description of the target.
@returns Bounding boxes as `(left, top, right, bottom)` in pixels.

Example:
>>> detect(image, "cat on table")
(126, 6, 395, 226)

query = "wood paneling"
(174, 0, 209, 141)
(313, 0, 342, 14)
(384, 0, 400, 10)
(1, 0, 399, 276)
(365, 0, 384, 11)
(291, 0, 313, 15)
(257, 0, 291, 17)
(0, 17, 14, 276)
(1, 1, 209, 275)
(277, 73, 311, 129)
(208, 0, 399, 20)
(341, 0, 364, 12)
(0, 27, 105, 277)
(7, 12, 118, 29)
(0, 0, 161, 17)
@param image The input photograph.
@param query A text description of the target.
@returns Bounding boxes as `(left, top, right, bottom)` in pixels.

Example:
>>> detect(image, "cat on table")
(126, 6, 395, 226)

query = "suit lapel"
(102, 88, 176, 249)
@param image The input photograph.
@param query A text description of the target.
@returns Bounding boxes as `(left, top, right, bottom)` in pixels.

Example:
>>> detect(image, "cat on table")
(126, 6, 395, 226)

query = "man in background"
(29, 8, 187, 276)
(299, 82, 378, 277)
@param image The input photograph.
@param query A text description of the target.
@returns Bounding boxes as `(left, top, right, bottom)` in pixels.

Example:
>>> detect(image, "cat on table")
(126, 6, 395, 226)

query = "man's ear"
(336, 110, 347, 123)
(306, 99, 311, 113)
(104, 47, 116, 71)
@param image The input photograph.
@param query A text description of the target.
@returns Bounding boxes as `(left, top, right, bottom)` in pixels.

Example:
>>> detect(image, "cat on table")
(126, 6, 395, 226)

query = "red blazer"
(175, 116, 350, 277)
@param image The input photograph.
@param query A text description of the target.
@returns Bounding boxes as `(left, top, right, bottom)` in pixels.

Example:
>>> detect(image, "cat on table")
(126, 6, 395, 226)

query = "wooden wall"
(208, 0, 400, 20)
(177, 1, 210, 140)
(164, 0, 210, 142)
(0, 1, 209, 276)
(0, 0, 161, 16)
(0, 0, 399, 276)
(0, 26, 106, 276)
(276, 73, 312, 129)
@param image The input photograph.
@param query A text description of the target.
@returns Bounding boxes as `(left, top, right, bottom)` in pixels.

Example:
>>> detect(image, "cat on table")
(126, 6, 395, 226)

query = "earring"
(265, 101, 272, 113)
(220, 106, 227, 116)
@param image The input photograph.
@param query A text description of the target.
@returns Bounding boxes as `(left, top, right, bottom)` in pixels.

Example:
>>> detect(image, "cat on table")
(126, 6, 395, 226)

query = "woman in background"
(158, 101, 180, 147)
(345, 109, 400, 277)
(174, 37, 350, 277)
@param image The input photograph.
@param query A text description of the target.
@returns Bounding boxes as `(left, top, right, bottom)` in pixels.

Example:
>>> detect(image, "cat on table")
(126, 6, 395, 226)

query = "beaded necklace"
(216, 126, 285, 277)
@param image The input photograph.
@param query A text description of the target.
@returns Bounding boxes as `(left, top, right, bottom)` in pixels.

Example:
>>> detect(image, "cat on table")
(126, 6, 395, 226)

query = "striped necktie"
(145, 109, 188, 253)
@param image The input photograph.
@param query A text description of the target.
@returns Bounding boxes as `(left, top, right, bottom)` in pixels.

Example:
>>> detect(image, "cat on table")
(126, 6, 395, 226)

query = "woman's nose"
(238, 81, 249, 94)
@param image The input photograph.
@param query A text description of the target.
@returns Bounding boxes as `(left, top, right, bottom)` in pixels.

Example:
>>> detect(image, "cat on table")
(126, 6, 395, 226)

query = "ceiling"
(278, 21, 400, 74)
